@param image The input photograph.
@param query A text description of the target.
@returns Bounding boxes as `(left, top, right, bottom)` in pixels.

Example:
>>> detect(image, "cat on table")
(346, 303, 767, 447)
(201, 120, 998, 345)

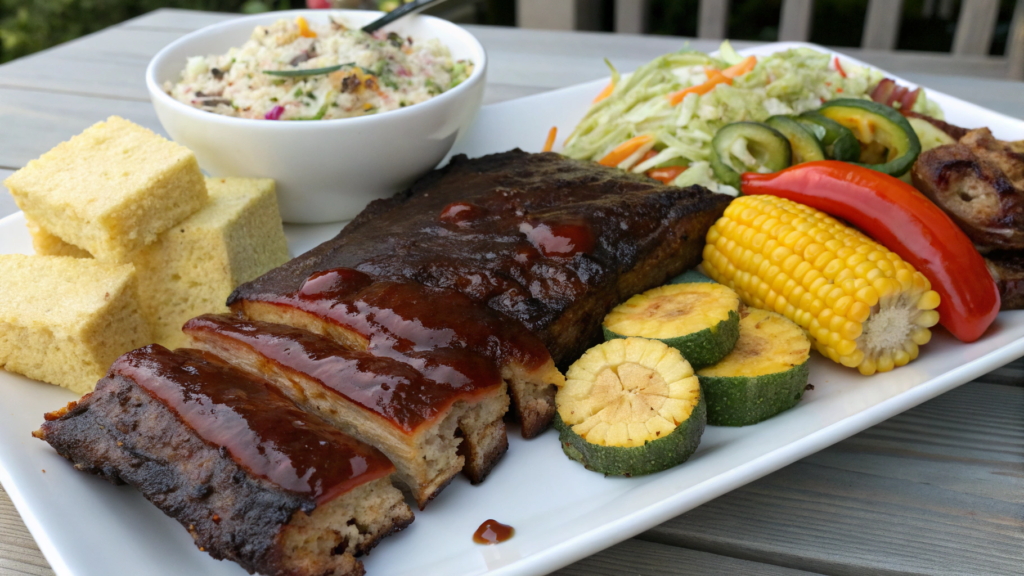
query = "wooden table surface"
(1, 10, 1023, 575)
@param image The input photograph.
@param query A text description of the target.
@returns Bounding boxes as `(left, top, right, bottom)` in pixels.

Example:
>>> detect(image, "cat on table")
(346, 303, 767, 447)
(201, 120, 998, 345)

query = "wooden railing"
(516, 0, 1024, 80)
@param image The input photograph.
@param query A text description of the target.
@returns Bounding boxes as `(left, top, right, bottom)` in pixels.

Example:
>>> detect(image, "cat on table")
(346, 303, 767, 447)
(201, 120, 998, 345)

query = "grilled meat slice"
(230, 150, 730, 370)
(184, 314, 509, 507)
(235, 272, 563, 439)
(35, 345, 413, 576)
(985, 251, 1024, 310)
(912, 128, 1024, 251)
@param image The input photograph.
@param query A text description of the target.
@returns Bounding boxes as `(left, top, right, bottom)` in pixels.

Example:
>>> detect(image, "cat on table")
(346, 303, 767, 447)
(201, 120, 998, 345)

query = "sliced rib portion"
(230, 151, 729, 437)
(184, 314, 508, 507)
(235, 270, 563, 439)
(35, 345, 412, 576)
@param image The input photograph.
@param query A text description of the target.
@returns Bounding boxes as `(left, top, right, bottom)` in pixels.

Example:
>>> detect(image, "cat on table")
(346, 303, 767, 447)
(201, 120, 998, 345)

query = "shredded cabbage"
(563, 42, 940, 189)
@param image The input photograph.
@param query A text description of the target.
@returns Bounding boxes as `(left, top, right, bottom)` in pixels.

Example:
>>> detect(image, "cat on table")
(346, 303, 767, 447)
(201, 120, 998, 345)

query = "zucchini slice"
(603, 283, 741, 369)
(710, 121, 792, 188)
(766, 115, 826, 164)
(697, 308, 811, 426)
(796, 112, 860, 162)
(907, 116, 956, 152)
(554, 337, 706, 476)
(817, 98, 922, 177)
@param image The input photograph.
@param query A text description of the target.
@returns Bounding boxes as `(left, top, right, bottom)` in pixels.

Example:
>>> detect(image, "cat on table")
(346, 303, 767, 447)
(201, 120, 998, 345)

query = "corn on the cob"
(701, 195, 941, 376)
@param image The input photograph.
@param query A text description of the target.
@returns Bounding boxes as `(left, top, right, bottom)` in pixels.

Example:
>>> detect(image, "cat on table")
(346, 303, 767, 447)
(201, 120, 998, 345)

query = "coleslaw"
(562, 42, 943, 194)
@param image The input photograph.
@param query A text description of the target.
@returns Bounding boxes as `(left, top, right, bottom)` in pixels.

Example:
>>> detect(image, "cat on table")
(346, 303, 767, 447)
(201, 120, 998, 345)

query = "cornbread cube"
(5, 116, 207, 262)
(135, 177, 289, 348)
(25, 218, 91, 259)
(0, 255, 150, 394)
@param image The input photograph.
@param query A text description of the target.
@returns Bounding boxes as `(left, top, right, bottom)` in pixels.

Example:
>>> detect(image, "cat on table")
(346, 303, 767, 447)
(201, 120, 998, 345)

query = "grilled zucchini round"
(697, 308, 811, 426)
(554, 337, 706, 476)
(603, 283, 740, 369)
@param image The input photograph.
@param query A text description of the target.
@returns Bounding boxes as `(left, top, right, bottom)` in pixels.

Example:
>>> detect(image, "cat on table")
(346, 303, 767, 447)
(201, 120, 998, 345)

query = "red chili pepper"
(834, 56, 847, 78)
(742, 161, 1000, 343)
(264, 105, 285, 120)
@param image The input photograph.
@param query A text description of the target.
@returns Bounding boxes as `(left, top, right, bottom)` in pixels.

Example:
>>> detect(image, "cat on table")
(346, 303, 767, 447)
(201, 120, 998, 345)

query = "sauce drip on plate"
(473, 519, 514, 544)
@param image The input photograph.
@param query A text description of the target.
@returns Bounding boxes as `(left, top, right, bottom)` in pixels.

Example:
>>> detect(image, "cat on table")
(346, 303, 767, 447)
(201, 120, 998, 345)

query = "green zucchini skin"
(554, 393, 707, 476)
(796, 112, 860, 162)
(711, 121, 792, 188)
(698, 361, 809, 426)
(818, 98, 922, 177)
(603, 308, 740, 370)
(765, 115, 826, 164)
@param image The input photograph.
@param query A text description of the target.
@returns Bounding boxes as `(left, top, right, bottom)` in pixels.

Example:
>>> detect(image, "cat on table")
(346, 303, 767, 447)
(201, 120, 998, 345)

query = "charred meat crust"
(229, 149, 730, 367)
(36, 376, 314, 575)
(912, 128, 1024, 252)
(35, 374, 411, 576)
(986, 251, 1024, 310)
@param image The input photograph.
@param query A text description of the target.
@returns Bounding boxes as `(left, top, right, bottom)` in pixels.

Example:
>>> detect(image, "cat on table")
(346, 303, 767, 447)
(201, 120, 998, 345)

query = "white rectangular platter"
(2, 42, 1024, 576)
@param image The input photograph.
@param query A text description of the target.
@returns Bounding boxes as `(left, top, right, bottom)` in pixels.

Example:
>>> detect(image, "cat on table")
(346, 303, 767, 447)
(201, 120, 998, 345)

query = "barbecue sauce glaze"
(262, 268, 552, 373)
(113, 345, 394, 505)
(184, 314, 503, 433)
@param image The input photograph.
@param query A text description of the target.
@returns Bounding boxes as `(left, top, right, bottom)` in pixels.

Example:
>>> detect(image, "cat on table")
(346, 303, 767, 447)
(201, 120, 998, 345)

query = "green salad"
(562, 42, 942, 194)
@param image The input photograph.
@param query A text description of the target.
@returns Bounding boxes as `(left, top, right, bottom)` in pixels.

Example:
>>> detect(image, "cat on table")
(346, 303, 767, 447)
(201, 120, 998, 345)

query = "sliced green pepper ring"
(795, 112, 860, 163)
(766, 116, 826, 164)
(817, 98, 922, 177)
(711, 122, 792, 188)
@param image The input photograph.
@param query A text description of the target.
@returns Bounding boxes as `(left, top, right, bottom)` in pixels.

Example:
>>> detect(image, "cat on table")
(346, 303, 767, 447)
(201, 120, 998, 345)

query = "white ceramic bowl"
(146, 9, 486, 223)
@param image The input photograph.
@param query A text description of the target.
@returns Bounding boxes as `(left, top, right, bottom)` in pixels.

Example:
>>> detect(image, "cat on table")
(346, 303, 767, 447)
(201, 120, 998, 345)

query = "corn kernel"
(918, 290, 941, 311)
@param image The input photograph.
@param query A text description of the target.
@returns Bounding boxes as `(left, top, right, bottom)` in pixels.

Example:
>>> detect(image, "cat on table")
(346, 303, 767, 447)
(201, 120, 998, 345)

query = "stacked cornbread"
(2, 116, 289, 392)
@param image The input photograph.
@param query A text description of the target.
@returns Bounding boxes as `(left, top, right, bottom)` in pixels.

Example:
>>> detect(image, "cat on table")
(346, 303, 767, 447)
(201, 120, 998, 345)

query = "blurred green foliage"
(0, 0, 260, 63)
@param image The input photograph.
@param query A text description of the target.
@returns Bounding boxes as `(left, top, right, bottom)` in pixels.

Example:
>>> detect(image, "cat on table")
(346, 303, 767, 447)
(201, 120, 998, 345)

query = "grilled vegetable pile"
(741, 162, 1000, 343)
(554, 338, 705, 476)
(702, 194, 942, 375)
(710, 98, 923, 181)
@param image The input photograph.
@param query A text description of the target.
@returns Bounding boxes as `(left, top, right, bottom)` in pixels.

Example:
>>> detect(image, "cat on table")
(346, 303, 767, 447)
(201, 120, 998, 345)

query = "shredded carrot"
(640, 149, 659, 163)
(599, 135, 653, 167)
(722, 55, 756, 79)
(667, 70, 732, 106)
(297, 16, 317, 38)
(593, 82, 615, 104)
(647, 166, 688, 184)
(834, 56, 846, 78)
(543, 127, 557, 152)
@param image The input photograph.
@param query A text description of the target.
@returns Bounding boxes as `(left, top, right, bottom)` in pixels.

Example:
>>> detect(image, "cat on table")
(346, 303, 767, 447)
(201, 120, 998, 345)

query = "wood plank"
(0, 169, 19, 220)
(0, 487, 53, 576)
(640, 382, 1024, 575)
(614, 0, 646, 34)
(0, 88, 162, 170)
(516, 0, 577, 30)
(551, 539, 822, 576)
(779, 0, 814, 42)
(861, 0, 904, 51)
(953, 0, 1001, 56)
(698, 0, 730, 39)
(120, 8, 233, 31)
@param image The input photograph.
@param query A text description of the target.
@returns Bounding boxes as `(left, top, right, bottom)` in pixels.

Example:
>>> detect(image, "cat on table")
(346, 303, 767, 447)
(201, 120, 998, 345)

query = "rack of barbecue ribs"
(37, 150, 731, 576)
(35, 345, 414, 576)
(184, 313, 510, 508)
(230, 150, 731, 437)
